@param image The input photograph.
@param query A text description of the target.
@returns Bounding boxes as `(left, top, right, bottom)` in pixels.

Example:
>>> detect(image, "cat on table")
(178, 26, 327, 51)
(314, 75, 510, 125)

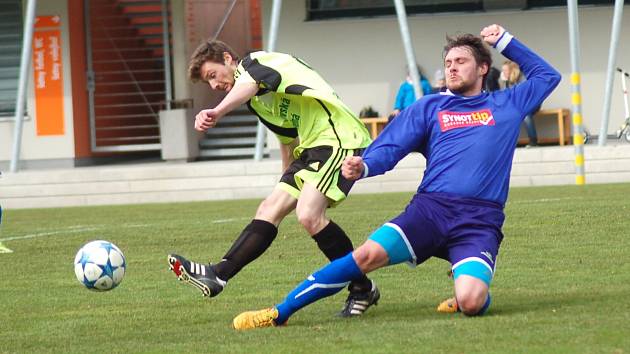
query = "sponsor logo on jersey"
(438, 109, 495, 132)
(279, 97, 300, 127)
(279, 98, 290, 119)
(290, 113, 300, 128)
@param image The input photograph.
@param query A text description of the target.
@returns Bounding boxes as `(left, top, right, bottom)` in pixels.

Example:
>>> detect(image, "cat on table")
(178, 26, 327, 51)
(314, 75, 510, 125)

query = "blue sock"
(477, 293, 492, 316)
(275, 253, 364, 324)
(473, 293, 492, 316)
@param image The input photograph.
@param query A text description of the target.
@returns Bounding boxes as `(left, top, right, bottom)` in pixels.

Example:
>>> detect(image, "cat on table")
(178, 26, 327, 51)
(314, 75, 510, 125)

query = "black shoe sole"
(168, 255, 213, 297)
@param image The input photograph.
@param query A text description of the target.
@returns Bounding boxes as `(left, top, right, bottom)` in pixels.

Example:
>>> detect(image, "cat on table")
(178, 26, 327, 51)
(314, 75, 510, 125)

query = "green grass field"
(1, 183, 629, 353)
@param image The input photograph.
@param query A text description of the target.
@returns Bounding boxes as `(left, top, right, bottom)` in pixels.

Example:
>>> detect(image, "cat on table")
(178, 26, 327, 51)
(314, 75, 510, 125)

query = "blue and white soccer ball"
(74, 240, 126, 291)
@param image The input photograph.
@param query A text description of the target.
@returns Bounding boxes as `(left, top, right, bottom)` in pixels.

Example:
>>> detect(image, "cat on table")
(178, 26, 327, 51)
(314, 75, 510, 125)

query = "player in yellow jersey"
(168, 40, 379, 317)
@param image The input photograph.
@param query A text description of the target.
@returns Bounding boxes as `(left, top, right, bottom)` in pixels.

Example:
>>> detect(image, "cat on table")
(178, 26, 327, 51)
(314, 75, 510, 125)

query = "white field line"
(507, 197, 584, 205)
(0, 226, 101, 242)
(210, 218, 242, 224)
(0, 218, 248, 243)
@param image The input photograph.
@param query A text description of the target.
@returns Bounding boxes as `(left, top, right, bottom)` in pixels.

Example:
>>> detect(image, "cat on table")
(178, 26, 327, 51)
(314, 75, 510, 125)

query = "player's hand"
(194, 109, 221, 131)
(480, 24, 505, 46)
(342, 156, 365, 181)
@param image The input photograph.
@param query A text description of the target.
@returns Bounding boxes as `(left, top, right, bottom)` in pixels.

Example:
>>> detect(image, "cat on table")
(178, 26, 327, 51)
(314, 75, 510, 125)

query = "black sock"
(312, 221, 372, 293)
(212, 219, 277, 281)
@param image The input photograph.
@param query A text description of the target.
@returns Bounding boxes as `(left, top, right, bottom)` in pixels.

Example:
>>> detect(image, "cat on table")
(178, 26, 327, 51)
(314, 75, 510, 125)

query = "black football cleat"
(168, 254, 225, 297)
(338, 280, 380, 317)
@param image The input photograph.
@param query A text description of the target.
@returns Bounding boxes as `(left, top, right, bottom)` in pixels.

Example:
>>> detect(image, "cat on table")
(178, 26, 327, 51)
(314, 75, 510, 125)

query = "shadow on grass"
(284, 288, 618, 328)
(479, 289, 617, 316)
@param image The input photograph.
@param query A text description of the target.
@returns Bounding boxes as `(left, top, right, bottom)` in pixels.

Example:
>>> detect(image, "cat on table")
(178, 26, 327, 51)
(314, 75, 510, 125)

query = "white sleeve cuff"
(494, 32, 513, 53)
(361, 162, 369, 179)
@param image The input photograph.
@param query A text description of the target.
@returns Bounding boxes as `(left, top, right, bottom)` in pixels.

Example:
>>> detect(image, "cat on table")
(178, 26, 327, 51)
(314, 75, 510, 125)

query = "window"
(307, 0, 482, 20)
(0, 0, 23, 117)
(306, 0, 629, 20)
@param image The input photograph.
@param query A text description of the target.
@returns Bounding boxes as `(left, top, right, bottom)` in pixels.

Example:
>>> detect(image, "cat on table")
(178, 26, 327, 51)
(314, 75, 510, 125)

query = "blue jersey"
(362, 34, 561, 206)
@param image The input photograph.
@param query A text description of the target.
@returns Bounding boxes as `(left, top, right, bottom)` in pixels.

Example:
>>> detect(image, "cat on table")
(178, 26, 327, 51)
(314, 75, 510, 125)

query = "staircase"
(89, 0, 264, 160)
(87, 0, 169, 152)
(198, 108, 267, 160)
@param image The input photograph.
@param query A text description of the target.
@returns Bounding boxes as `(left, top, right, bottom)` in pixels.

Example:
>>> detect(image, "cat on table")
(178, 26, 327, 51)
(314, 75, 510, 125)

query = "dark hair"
(443, 33, 492, 81)
(485, 66, 501, 92)
(188, 40, 240, 82)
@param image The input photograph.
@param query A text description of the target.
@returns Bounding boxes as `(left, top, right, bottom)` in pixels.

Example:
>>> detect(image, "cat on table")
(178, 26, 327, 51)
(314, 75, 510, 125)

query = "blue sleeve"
(494, 33, 561, 115)
(394, 82, 406, 110)
(362, 100, 429, 177)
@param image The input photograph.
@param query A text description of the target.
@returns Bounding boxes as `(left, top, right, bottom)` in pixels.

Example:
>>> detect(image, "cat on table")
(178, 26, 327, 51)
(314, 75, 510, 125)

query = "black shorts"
(278, 146, 364, 206)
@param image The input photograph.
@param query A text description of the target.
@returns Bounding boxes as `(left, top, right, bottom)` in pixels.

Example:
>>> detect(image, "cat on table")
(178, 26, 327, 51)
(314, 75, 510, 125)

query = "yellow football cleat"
(436, 297, 459, 313)
(233, 308, 280, 330)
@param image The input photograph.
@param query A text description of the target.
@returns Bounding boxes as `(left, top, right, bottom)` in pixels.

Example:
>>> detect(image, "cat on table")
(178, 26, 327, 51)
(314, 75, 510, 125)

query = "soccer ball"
(74, 240, 126, 291)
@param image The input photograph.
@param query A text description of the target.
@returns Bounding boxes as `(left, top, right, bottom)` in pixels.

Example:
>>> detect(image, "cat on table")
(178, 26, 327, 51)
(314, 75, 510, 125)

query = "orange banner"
(32, 30, 64, 136)
(34, 15, 61, 29)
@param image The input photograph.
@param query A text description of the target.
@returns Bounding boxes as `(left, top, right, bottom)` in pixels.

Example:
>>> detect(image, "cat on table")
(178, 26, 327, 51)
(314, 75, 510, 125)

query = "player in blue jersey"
(231, 24, 561, 329)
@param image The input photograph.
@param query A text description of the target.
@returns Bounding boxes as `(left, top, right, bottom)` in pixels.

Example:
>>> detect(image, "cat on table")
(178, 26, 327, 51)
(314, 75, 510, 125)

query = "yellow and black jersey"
(234, 51, 371, 157)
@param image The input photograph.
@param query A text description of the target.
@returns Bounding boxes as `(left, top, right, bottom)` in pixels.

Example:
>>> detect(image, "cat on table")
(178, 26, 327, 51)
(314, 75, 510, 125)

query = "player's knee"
(456, 289, 489, 316)
(453, 259, 493, 315)
(255, 199, 275, 220)
(255, 198, 290, 224)
(296, 209, 325, 235)
(455, 288, 490, 316)
(352, 242, 388, 273)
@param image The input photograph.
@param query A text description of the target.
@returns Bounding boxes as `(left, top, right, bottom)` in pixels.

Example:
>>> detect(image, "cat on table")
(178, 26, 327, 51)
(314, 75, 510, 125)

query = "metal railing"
(84, 0, 170, 152)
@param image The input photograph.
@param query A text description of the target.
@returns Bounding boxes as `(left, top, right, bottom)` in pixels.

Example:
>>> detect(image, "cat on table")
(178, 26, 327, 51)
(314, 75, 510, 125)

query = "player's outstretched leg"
(168, 254, 226, 297)
(167, 219, 279, 297)
(339, 222, 415, 317)
(233, 252, 365, 330)
(310, 220, 380, 317)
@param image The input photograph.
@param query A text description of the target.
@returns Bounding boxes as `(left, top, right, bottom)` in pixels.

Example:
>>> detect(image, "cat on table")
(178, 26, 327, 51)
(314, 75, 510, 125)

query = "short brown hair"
(443, 33, 492, 80)
(188, 40, 240, 82)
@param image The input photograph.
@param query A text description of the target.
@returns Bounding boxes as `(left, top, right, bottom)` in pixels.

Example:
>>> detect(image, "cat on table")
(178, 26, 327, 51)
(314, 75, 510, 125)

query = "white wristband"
(494, 32, 513, 53)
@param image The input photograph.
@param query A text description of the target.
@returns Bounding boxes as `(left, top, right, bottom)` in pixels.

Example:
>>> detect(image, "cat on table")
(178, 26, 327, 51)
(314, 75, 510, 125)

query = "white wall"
(260, 2, 630, 138)
(0, 0, 75, 165)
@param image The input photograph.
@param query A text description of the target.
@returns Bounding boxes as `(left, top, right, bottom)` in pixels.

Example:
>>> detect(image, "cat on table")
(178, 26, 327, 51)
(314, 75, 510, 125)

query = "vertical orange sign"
(32, 25, 64, 136)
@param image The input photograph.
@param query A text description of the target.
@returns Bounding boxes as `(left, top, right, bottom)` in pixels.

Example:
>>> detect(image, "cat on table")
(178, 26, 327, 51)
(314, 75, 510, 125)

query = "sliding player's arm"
(344, 100, 429, 180)
(483, 24, 561, 115)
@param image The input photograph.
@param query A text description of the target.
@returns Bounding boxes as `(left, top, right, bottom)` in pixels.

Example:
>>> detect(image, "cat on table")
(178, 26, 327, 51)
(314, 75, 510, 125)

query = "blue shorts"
(381, 192, 504, 275)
